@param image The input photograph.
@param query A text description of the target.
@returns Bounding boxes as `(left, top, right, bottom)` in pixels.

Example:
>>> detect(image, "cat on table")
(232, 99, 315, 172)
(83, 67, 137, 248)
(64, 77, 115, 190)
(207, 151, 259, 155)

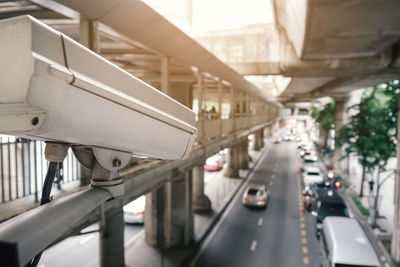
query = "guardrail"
(198, 114, 270, 141)
(0, 137, 80, 204)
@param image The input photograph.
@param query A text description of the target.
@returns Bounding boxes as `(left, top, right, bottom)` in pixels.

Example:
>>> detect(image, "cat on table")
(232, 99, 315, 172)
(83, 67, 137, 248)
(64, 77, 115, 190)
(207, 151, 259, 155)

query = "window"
(248, 189, 263, 196)
(335, 264, 377, 267)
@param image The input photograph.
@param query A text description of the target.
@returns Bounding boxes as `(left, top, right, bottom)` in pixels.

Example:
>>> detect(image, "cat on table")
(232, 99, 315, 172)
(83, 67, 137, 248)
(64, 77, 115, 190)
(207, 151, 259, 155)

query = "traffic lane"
(297, 145, 326, 265)
(193, 141, 314, 267)
(40, 223, 143, 267)
(253, 141, 305, 267)
(192, 143, 278, 267)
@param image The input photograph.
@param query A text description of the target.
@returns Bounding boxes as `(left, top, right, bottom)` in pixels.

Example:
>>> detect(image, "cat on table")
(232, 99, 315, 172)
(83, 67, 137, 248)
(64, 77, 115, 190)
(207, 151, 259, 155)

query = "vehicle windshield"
(318, 204, 348, 222)
(248, 189, 263, 196)
(335, 264, 377, 267)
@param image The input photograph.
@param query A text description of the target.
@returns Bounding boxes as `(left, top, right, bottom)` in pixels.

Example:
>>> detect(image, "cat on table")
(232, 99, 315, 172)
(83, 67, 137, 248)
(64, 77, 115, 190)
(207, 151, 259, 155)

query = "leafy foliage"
(310, 99, 335, 134)
(336, 81, 400, 197)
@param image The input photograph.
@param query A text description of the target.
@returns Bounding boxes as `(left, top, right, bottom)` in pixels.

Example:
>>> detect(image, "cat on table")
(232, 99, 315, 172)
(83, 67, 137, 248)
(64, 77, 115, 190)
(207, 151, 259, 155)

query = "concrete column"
(161, 56, 170, 95)
(100, 207, 125, 267)
(197, 72, 204, 142)
(145, 186, 164, 247)
(392, 97, 400, 261)
(238, 139, 249, 169)
(217, 79, 222, 116)
(224, 145, 239, 177)
(145, 171, 193, 248)
(333, 97, 348, 172)
(259, 130, 265, 148)
(192, 164, 211, 212)
(253, 130, 264, 151)
(169, 82, 193, 109)
(79, 17, 99, 53)
(229, 86, 235, 118)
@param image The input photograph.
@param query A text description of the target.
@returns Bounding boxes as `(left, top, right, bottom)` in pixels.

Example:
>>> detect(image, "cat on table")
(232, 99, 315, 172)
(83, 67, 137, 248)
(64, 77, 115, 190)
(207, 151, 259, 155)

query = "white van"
(320, 216, 380, 267)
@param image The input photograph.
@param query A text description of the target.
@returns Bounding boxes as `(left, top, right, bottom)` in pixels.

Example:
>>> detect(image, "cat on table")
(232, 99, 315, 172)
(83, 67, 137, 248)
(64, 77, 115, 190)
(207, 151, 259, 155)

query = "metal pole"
(34, 141, 38, 203)
(7, 138, 12, 200)
(21, 142, 26, 197)
(15, 140, 19, 198)
(0, 140, 5, 203)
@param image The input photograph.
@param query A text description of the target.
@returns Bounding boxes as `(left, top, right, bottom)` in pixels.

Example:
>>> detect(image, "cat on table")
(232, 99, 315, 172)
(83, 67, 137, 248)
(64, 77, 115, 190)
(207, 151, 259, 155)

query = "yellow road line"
(301, 238, 307, 244)
(300, 216, 304, 221)
(303, 257, 309, 264)
(301, 230, 306, 236)
(300, 223, 305, 228)
(302, 247, 308, 254)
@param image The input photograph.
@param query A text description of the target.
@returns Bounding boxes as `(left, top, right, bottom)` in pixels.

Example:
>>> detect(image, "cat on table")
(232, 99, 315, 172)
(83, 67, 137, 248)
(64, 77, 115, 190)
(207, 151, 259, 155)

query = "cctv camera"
(0, 15, 197, 160)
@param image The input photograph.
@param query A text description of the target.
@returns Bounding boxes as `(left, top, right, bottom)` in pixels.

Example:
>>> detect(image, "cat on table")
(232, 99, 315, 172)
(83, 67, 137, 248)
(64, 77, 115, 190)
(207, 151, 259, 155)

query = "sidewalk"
(124, 140, 270, 267)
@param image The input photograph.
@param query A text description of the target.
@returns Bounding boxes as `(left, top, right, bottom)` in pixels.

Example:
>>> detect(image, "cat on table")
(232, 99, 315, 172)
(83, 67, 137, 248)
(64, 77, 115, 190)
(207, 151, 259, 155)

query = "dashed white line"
(250, 240, 258, 251)
(189, 148, 273, 267)
(271, 174, 275, 179)
(258, 218, 263, 226)
(269, 181, 274, 186)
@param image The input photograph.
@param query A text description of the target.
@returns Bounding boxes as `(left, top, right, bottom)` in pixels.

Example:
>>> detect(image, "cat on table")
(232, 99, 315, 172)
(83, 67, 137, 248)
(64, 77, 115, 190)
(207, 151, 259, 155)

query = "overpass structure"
(197, 0, 400, 105)
(1, 0, 400, 265)
(0, 1, 280, 267)
(196, 0, 400, 262)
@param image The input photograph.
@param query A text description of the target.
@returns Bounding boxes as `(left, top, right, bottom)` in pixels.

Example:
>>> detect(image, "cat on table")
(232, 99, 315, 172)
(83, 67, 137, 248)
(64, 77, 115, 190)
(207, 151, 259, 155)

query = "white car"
(303, 153, 318, 162)
(303, 167, 324, 186)
(123, 196, 145, 224)
(242, 184, 269, 208)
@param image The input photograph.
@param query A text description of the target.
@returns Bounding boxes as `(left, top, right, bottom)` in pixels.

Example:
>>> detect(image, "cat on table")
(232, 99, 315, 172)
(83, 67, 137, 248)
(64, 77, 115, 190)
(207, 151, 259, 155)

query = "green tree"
(336, 84, 399, 199)
(310, 99, 335, 149)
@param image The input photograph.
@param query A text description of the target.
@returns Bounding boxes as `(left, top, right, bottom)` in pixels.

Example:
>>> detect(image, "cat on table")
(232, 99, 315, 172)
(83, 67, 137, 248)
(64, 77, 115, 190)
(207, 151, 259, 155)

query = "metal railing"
(0, 136, 81, 204)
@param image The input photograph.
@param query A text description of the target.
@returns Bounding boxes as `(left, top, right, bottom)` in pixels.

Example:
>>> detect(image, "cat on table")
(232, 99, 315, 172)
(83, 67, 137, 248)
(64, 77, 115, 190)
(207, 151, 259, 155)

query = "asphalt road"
(191, 140, 321, 267)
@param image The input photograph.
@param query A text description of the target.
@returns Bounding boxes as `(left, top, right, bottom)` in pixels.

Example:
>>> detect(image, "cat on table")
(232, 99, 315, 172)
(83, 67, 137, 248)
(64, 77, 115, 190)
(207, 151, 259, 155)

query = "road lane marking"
(271, 174, 275, 179)
(300, 216, 304, 221)
(302, 247, 308, 254)
(301, 238, 307, 244)
(250, 240, 258, 251)
(303, 257, 309, 264)
(269, 181, 273, 186)
(189, 146, 273, 267)
(258, 218, 263, 226)
(125, 229, 145, 248)
(79, 234, 94, 245)
(300, 223, 305, 228)
(301, 230, 306, 236)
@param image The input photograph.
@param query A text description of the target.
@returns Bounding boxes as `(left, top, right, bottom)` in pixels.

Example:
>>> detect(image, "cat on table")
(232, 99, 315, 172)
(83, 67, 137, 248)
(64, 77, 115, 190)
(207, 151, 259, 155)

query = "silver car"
(242, 184, 269, 208)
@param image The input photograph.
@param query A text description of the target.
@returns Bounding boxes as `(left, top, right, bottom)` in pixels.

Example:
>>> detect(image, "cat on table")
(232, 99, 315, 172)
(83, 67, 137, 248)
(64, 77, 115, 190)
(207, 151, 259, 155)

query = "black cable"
(24, 162, 58, 267)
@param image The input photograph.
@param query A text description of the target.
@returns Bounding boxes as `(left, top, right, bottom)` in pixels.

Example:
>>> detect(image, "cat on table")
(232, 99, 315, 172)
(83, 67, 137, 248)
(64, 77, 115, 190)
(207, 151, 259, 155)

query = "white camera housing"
(0, 15, 197, 160)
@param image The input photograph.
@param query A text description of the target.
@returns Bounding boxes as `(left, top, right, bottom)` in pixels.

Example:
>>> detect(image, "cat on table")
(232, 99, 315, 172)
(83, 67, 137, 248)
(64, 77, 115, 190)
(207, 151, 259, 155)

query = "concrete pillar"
(224, 145, 239, 177)
(161, 56, 170, 95)
(79, 17, 99, 53)
(230, 86, 235, 118)
(217, 79, 222, 115)
(238, 139, 249, 169)
(169, 82, 193, 109)
(145, 171, 193, 248)
(333, 97, 348, 172)
(253, 130, 264, 151)
(100, 207, 125, 267)
(392, 97, 400, 261)
(192, 164, 211, 212)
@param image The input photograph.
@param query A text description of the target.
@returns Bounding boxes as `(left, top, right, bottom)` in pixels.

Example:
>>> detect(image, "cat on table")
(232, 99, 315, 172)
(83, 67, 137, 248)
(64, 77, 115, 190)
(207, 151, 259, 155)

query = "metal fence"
(0, 136, 81, 204)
